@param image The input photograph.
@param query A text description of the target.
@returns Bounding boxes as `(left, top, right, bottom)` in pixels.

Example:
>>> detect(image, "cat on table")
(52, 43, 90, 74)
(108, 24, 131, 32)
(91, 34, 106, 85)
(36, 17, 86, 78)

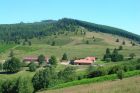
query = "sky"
(0, 0, 140, 35)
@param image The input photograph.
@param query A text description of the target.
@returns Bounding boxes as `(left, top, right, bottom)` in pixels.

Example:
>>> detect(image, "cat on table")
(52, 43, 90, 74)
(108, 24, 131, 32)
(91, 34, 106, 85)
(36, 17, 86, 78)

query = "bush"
(136, 63, 140, 70)
(1, 80, 17, 93)
(118, 46, 123, 50)
(117, 70, 124, 80)
(1, 77, 33, 93)
(137, 58, 140, 62)
(129, 53, 136, 59)
(128, 65, 136, 71)
(87, 67, 108, 78)
(58, 66, 77, 82)
(108, 65, 122, 74)
(38, 54, 46, 65)
(105, 58, 111, 62)
(50, 70, 140, 90)
(16, 77, 34, 93)
(29, 62, 37, 72)
(123, 65, 130, 72)
(0, 63, 2, 70)
(49, 56, 57, 67)
(61, 53, 68, 61)
(32, 67, 57, 91)
(3, 57, 21, 73)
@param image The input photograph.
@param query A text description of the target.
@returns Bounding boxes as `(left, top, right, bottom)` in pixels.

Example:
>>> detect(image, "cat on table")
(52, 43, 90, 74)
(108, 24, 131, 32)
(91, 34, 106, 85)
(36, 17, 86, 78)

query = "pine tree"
(122, 41, 125, 45)
(62, 53, 68, 61)
(116, 39, 119, 42)
(119, 46, 123, 50)
(49, 56, 57, 67)
(9, 50, 14, 57)
(103, 48, 111, 61)
(51, 41, 56, 46)
(86, 40, 89, 44)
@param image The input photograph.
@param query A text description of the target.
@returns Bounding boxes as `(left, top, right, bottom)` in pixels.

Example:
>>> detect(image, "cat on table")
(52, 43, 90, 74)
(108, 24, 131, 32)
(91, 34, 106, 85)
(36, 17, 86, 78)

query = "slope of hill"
(0, 31, 140, 60)
(0, 18, 140, 44)
(0, 18, 140, 63)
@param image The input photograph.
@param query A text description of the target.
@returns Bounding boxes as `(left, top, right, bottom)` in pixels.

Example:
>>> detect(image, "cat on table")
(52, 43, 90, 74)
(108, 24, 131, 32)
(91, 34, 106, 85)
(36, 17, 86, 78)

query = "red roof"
(24, 56, 38, 61)
(74, 59, 93, 64)
(23, 56, 49, 62)
(85, 57, 96, 61)
(74, 56, 96, 64)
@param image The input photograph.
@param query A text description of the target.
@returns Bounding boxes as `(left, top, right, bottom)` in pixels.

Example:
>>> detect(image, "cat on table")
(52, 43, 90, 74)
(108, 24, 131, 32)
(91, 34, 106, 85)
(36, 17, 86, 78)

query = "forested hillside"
(0, 18, 140, 44)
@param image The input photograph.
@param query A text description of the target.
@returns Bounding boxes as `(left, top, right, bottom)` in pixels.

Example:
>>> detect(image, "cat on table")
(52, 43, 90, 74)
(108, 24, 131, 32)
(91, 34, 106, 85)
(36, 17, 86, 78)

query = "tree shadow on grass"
(0, 71, 16, 74)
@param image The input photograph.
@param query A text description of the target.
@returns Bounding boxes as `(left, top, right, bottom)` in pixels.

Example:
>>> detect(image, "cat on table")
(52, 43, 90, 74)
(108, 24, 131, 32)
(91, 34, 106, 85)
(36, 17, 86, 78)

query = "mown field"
(43, 76, 140, 93)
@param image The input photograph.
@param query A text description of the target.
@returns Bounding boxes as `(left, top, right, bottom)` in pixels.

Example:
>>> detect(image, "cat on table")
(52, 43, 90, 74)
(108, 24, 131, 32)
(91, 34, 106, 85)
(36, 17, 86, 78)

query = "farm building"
(74, 57, 96, 65)
(23, 56, 49, 63)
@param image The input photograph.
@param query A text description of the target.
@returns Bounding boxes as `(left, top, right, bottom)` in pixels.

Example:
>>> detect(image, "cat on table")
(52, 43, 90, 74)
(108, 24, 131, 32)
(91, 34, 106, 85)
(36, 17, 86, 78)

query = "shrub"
(49, 56, 57, 67)
(0, 63, 2, 70)
(128, 65, 136, 71)
(123, 65, 130, 72)
(122, 41, 125, 45)
(87, 67, 108, 78)
(50, 70, 140, 90)
(3, 57, 21, 73)
(1, 77, 33, 93)
(38, 54, 46, 65)
(105, 58, 111, 62)
(61, 53, 68, 61)
(136, 63, 140, 70)
(137, 58, 140, 62)
(86, 40, 89, 44)
(1, 80, 17, 93)
(58, 66, 77, 82)
(51, 41, 56, 46)
(118, 46, 123, 50)
(108, 65, 122, 74)
(29, 62, 37, 72)
(117, 70, 124, 80)
(129, 53, 136, 59)
(16, 77, 34, 93)
(32, 67, 57, 91)
(116, 39, 119, 42)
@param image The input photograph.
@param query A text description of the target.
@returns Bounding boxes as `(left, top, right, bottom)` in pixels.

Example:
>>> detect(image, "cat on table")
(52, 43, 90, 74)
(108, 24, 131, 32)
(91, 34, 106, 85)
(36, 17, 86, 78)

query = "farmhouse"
(74, 57, 96, 65)
(23, 56, 49, 63)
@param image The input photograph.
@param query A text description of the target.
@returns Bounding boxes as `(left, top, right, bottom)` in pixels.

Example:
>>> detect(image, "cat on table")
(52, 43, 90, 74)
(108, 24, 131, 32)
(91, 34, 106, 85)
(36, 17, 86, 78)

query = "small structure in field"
(23, 56, 49, 63)
(74, 57, 96, 65)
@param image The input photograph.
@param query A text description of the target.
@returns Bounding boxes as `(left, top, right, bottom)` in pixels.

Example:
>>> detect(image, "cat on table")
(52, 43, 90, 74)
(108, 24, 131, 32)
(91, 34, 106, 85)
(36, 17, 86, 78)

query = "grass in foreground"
(47, 70, 140, 90)
(40, 76, 140, 93)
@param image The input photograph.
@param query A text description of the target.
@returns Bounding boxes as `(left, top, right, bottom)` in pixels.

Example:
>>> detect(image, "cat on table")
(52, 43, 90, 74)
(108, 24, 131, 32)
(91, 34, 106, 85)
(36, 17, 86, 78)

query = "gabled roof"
(74, 59, 93, 64)
(74, 56, 96, 64)
(85, 57, 96, 61)
(23, 56, 49, 62)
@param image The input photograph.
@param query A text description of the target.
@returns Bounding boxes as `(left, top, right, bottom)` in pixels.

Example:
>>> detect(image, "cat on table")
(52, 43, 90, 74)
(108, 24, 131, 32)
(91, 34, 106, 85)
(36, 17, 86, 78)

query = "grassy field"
(0, 32, 140, 61)
(0, 44, 15, 53)
(40, 76, 140, 93)
(0, 70, 35, 81)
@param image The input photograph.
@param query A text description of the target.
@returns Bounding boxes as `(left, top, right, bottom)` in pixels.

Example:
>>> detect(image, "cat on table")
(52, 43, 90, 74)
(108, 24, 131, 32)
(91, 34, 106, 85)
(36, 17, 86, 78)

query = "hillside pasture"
(0, 32, 140, 61)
